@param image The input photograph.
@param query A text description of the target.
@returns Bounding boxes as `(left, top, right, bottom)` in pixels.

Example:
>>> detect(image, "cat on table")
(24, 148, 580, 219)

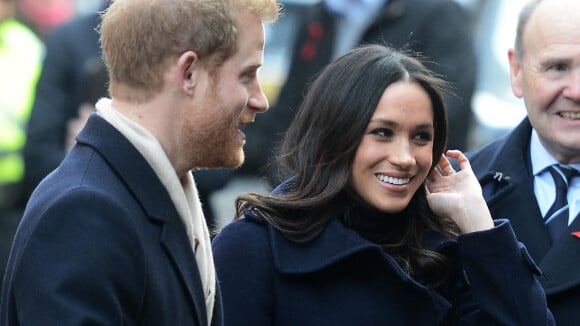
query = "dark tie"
(545, 165, 579, 242)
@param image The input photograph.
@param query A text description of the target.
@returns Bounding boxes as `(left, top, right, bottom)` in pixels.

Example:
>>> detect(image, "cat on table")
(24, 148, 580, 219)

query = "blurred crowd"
(15, 0, 102, 38)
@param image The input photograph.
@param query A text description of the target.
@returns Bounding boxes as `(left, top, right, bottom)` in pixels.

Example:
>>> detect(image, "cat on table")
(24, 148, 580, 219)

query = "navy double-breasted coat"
(213, 209, 553, 325)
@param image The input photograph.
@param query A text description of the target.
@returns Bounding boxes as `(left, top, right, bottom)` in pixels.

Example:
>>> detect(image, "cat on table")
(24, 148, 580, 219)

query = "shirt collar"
(530, 128, 580, 175)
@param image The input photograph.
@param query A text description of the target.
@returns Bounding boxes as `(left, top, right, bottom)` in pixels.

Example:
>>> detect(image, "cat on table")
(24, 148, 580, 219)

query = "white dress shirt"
(531, 129, 580, 225)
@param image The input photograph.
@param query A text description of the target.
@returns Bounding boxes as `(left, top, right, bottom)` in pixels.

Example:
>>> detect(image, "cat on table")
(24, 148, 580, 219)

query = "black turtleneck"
(341, 196, 409, 245)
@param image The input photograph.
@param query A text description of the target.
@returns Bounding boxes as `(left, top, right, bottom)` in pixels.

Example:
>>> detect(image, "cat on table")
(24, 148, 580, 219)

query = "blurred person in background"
(16, 0, 75, 39)
(0, 0, 43, 283)
(75, 0, 104, 15)
(22, 0, 230, 229)
(467, 0, 580, 324)
(240, 0, 477, 182)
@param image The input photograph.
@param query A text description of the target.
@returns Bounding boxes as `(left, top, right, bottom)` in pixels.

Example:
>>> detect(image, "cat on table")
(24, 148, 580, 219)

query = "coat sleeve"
(449, 219, 555, 325)
(212, 218, 276, 326)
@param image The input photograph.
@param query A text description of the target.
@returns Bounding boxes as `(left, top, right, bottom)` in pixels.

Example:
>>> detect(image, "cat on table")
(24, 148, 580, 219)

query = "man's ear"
(508, 48, 524, 99)
(177, 51, 198, 96)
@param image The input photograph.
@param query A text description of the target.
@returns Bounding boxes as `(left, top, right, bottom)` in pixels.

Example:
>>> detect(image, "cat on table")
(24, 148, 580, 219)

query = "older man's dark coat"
(468, 118, 580, 326)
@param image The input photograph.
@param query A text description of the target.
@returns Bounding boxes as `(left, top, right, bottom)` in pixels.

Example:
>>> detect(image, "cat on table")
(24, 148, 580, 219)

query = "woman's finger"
(445, 149, 472, 172)
(436, 154, 456, 176)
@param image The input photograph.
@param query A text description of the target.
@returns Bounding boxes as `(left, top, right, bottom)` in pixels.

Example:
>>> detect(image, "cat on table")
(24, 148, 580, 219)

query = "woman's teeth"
(376, 174, 410, 185)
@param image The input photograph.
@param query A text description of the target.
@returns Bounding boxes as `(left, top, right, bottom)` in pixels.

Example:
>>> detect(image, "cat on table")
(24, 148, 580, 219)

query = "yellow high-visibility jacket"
(0, 18, 44, 188)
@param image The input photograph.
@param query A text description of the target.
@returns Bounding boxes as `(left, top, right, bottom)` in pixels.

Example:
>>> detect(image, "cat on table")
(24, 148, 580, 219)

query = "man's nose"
(563, 69, 580, 101)
(248, 82, 269, 113)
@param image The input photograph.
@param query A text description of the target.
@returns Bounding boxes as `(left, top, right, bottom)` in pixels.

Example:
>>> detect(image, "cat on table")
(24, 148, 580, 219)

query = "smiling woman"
(350, 81, 435, 214)
(211, 44, 555, 325)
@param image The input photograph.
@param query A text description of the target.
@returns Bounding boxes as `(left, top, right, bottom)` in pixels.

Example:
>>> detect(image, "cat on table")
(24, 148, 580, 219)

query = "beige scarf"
(96, 98, 216, 323)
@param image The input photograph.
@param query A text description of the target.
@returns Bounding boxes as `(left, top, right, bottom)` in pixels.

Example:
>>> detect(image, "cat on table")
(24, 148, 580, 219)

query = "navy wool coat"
(468, 118, 580, 326)
(1, 114, 222, 325)
(213, 209, 554, 325)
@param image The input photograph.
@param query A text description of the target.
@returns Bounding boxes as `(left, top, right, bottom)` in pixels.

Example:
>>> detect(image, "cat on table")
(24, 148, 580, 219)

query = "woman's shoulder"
(212, 211, 275, 273)
(218, 209, 268, 232)
(212, 211, 270, 250)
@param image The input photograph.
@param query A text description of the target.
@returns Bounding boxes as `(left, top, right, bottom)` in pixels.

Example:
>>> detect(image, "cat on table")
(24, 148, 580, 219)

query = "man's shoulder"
(467, 119, 532, 172)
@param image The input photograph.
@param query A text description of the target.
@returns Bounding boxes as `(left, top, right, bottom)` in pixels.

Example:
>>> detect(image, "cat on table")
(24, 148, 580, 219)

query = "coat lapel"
(269, 216, 416, 284)
(474, 120, 552, 260)
(485, 171, 552, 260)
(77, 115, 208, 324)
(159, 221, 208, 325)
(265, 213, 453, 324)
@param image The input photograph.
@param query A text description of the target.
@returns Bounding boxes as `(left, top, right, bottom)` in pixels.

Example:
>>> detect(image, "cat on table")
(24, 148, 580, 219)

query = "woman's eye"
(371, 128, 393, 137)
(413, 132, 433, 142)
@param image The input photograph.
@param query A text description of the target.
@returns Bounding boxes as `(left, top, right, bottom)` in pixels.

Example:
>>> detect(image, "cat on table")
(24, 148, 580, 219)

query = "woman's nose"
(389, 141, 415, 168)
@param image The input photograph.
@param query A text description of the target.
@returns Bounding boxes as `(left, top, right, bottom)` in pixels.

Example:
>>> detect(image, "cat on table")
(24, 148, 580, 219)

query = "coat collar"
(77, 114, 178, 223)
(249, 210, 455, 321)
(270, 216, 384, 273)
(469, 118, 533, 183)
(266, 180, 456, 280)
(247, 208, 455, 286)
(76, 114, 211, 325)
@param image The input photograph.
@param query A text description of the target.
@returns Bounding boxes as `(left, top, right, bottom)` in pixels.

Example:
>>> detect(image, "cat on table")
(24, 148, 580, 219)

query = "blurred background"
(260, 0, 528, 150)
(15, 0, 103, 38)
(12, 0, 531, 154)
(0, 0, 531, 232)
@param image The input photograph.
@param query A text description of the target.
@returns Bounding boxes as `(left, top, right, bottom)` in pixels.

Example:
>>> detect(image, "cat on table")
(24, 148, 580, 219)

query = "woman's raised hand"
(425, 150, 494, 233)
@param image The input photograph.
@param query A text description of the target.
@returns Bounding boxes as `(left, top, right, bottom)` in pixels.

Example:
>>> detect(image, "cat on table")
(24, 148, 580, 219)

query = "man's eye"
(548, 63, 568, 72)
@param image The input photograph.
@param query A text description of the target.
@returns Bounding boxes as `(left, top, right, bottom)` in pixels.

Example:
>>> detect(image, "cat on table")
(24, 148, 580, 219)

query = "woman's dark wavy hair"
(235, 44, 458, 289)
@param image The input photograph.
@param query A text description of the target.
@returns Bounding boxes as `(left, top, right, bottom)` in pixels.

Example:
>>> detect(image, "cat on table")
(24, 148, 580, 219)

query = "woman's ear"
(177, 51, 198, 96)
